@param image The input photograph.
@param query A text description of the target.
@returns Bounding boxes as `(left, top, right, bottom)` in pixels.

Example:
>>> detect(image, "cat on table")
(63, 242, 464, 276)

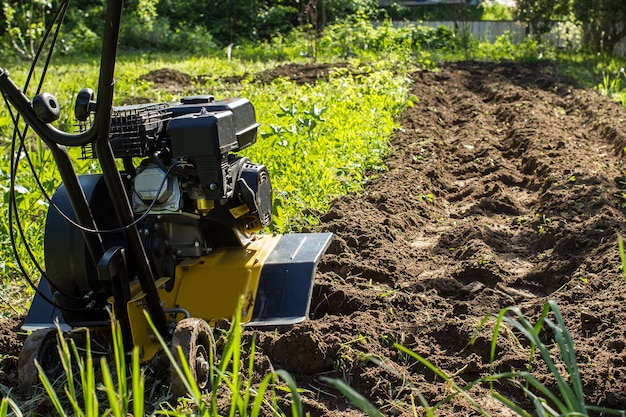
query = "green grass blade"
(367, 354, 436, 415)
(488, 308, 508, 375)
(542, 317, 582, 411)
(522, 383, 566, 417)
(110, 317, 128, 415)
(490, 390, 532, 417)
(176, 346, 204, 400)
(67, 334, 88, 417)
(618, 234, 626, 283)
(250, 373, 276, 417)
(227, 313, 242, 417)
(395, 343, 489, 416)
(35, 360, 68, 417)
(132, 346, 145, 417)
(587, 405, 626, 416)
(101, 357, 122, 417)
(412, 391, 436, 417)
(241, 333, 258, 417)
(0, 397, 7, 417)
(82, 332, 97, 417)
(55, 328, 77, 403)
(0, 396, 23, 417)
(501, 311, 579, 413)
(275, 369, 304, 417)
(487, 371, 567, 412)
(319, 377, 383, 417)
(143, 311, 207, 414)
(64, 387, 85, 417)
(547, 300, 584, 408)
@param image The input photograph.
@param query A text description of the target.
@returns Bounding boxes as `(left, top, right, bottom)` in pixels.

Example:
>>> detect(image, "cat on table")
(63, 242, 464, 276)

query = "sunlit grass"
(8, 308, 305, 417)
(0, 47, 409, 289)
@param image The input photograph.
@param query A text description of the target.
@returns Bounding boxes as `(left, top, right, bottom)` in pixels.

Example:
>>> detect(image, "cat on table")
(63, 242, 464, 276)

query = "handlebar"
(0, 0, 121, 149)
(0, 67, 98, 147)
(0, 0, 170, 338)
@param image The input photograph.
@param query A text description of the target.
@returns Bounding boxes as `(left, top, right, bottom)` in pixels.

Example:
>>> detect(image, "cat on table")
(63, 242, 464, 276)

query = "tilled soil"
(2, 61, 626, 416)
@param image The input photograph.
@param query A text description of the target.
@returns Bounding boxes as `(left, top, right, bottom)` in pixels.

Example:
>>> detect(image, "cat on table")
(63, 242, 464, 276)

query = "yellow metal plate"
(125, 234, 282, 361)
(174, 234, 282, 322)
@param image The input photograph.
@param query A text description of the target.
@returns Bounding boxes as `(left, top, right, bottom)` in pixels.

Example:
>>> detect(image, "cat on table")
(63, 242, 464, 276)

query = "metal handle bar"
(0, 0, 169, 338)
(0, 68, 97, 146)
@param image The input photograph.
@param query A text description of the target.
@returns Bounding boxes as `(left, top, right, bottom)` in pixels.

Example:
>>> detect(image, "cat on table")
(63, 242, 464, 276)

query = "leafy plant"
(479, 1, 513, 21)
(2, 0, 49, 59)
(472, 32, 550, 62)
(482, 300, 625, 416)
(242, 66, 408, 232)
(597, 69, 626, 106)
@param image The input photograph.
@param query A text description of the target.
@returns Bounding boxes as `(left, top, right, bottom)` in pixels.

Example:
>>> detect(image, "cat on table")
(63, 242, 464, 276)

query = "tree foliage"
(1, 0, 52, 59)
(572, 0, 626, 54)
(515, 0, 626, 53)
(1, 0, 624, 56)
(0, 0, 381, 54)
(515, 0, 569, 35)
(382, 2, 484, 22)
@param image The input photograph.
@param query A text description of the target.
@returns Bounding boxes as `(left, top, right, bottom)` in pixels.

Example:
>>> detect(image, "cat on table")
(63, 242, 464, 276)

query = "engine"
(44, 95, 273, 319)
(107, 96, 273, 277)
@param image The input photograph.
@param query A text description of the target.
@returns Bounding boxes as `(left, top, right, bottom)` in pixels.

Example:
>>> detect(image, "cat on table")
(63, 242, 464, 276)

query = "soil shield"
(2, 61, 626, 415)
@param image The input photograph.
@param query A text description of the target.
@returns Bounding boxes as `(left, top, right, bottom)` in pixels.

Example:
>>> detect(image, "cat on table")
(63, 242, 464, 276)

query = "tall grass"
(482, 301, 624, 416)
(149, 309, 304, 417)
(34, 318, 142, 417)
(597, 68, 626, 107)
(2, 308, 306, 417)
(12, 299, 624, 417)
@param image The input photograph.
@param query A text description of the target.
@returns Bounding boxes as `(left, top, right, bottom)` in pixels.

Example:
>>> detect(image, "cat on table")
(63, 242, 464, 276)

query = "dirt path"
(2, 61, 626, 416)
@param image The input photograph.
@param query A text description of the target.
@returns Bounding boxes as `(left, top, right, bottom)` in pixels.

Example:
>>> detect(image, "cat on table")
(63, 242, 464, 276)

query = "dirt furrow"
(297, 61, 626, 414)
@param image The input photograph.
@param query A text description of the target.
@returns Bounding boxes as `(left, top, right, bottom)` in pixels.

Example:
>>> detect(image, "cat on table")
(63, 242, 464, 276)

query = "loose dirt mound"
(2, 61, 626, 416)
(140, 68, 192, 93)
(257, 62, 350, 84)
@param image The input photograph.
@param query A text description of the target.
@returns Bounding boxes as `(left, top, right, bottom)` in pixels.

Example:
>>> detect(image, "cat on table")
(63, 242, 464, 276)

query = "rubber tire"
(170, 318, 213, 398)
(17, 328, 63, 395)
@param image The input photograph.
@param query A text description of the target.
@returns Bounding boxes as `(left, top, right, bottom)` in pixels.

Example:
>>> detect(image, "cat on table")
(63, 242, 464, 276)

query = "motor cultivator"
(0, 0, 331, 397)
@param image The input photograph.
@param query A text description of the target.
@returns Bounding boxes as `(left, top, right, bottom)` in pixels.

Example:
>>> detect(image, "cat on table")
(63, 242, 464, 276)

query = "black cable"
(5, 0, 184, 314)
(12, 0, 179, 235)
(6, 101, 86, 311)
(6, 0, 91, 311)
(26, 0, 71, 94)
(30, 158, 183, 235)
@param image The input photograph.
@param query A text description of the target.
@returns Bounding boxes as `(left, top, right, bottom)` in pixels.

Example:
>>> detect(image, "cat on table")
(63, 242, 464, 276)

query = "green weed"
(482, 301, 625, 416)
(597, 69, 626, 106)
(0, 396, 22, 417)
(240, 67, 408, 232)
(324, 300, 625, 417)
(618, 234, 626, 284)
